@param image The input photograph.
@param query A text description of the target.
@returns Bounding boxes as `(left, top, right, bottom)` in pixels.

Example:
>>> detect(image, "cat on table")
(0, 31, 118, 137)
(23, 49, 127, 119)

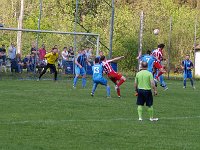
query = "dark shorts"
(137, 89, 153, 107)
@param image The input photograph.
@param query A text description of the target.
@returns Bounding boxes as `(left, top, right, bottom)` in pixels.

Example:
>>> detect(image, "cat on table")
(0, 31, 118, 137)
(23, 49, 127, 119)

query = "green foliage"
(1, 0, 200, 71)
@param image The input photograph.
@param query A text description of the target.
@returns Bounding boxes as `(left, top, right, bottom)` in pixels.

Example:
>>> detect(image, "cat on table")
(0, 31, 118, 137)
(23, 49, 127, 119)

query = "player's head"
(100, 55, 106, 61)
(185, 54, 190, 60)
(158, 43, 165, 50)
(99, 51, 104, 56)
(146, 50, 151, 55)
(95, 57, 100, 64)
(52, 48, 58, 54)
(141, 61, 148, 69)
(81, 49, 86, 54)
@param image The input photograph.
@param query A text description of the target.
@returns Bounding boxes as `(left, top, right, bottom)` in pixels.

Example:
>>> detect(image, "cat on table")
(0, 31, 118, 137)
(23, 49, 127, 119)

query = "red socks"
(117, 79, 125, 87)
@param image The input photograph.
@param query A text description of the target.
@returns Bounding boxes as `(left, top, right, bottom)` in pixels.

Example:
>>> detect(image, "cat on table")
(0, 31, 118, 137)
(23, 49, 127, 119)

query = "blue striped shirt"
(77, 54, 87, 68)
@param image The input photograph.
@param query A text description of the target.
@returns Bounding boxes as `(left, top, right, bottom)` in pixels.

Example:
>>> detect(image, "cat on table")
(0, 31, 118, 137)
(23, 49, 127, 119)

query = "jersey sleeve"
(44, 53, 51, 58)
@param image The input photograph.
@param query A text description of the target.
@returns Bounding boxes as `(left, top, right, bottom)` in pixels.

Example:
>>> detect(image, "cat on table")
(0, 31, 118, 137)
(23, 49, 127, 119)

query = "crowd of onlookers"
(0, 42, 94, 73)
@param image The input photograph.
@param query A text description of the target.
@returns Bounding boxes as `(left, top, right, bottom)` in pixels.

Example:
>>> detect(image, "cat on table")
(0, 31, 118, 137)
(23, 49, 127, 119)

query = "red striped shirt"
(151, 48, 163, 62)
(102, 60, 114, 74)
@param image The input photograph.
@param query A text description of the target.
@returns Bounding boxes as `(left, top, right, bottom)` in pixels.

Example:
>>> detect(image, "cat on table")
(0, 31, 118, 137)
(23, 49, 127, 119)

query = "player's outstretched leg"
(38, 64, 49, 80)
(116, 76, 126, 88)
(159, 75, 168, 90)
(91, 83, 98, 96)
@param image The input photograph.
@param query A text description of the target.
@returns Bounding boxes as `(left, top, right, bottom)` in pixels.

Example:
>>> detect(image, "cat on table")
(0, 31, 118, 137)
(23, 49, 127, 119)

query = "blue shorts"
(184, 71, 192, 79)
(93, 77, 107, 86)
(75, 66, 86, 76)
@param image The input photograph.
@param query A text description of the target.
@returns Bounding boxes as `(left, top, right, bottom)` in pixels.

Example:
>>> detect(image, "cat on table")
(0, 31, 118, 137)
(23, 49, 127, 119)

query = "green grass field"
(0, 79, 200, 150)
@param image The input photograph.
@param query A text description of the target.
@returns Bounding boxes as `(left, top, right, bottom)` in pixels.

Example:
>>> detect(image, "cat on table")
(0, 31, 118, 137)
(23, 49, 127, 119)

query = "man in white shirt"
(61, 47, 69, 73)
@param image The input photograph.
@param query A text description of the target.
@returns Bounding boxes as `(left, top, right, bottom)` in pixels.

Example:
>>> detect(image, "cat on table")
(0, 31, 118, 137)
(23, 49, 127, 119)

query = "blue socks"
(106, 86, 111, 97)
(73, 76, 78, 86)
(82, 78, 86, 87)
(92, 83, 97, 94)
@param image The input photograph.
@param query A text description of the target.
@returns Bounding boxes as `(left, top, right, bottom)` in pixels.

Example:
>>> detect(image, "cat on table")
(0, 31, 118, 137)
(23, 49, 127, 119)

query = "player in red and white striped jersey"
(100, 55, 126, 98)
(151, 44, 166, 81)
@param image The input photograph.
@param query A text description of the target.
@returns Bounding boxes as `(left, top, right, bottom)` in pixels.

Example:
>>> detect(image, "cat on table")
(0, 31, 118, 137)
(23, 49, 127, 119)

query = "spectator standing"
(61, 47, 69, 72)
(8, 43, 16, 71)
(8, 43, 16, 60)
(39, 44, 46, 62)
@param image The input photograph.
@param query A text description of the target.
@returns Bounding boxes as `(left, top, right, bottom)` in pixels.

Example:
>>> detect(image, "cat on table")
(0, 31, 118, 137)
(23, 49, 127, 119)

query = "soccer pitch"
(0, 79, 200, 150)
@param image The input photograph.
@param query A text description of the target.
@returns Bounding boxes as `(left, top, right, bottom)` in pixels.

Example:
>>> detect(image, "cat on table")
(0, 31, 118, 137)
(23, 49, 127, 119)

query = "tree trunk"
(17, 0, 24, 55)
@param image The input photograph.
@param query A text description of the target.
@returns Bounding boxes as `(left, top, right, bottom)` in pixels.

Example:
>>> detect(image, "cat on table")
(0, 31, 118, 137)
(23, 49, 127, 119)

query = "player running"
(91, 57, 111, 97)
(151, 44, 166, 82)
(100, 55, 126, 98)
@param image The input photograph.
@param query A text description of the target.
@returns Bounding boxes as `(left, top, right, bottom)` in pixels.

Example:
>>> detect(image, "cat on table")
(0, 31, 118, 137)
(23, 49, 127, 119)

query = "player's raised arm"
(107, 56, 125, 63)
(136, 51, 142, 60)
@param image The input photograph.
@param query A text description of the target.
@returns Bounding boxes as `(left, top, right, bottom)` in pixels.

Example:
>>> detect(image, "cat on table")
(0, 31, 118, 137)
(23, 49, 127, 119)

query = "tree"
(17, 0, 24, 55)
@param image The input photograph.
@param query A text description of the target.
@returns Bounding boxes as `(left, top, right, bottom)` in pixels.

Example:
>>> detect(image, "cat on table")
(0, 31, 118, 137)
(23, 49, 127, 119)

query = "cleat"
(118, 96, 121, 98)
(150, 118, 159, 121)
(138, 118, 143, 121)
(193, 86, 196, 90)
(183, 86, 186, 89)
(107, 96, 111, 98)
(37, 78, 40, 81)
(164, 86, 168, 91)
(73, 85, 76, 88)
(91, 93, 94, 97)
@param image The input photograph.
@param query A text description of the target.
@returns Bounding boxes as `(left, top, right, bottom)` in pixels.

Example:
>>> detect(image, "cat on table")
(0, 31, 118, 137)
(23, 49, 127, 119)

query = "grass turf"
(0, 79, 200, 150)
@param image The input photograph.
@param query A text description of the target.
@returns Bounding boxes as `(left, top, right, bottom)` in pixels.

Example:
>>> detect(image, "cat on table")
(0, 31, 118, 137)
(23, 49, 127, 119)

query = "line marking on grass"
(1, 116, 200, 125)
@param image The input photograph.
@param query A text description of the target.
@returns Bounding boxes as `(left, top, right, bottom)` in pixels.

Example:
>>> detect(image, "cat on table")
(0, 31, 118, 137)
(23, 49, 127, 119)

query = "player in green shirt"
(134, 61, 158, 121)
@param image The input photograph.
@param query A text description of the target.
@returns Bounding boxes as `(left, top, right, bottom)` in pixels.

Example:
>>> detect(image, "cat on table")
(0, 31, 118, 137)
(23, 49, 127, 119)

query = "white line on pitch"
(0, 116, 200, 125)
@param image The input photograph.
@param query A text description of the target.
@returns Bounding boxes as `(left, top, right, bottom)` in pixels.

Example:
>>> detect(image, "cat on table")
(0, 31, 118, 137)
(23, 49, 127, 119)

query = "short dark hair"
(52, 47, 57, 51)
(158, 43, 165, 49)
(100, 55, 106, 61)
(95, 57, 100, 63)
(141, 61, 148, 68)
(63, 47, 67, 50)
(146, 50, 151, 55)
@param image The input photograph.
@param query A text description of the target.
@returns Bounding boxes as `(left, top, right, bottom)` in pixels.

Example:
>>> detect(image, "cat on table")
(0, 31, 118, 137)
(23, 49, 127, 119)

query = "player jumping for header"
(151, 44, 166, 82)
(100, 55, 126, 98)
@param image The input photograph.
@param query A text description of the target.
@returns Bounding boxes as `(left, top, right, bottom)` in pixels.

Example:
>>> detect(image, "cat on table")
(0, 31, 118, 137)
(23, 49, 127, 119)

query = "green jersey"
(135, 70, 153, 90)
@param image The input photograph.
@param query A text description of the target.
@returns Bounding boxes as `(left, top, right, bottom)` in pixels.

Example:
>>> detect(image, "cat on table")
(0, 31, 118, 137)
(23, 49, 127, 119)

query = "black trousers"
(39, 63, 57, 80)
